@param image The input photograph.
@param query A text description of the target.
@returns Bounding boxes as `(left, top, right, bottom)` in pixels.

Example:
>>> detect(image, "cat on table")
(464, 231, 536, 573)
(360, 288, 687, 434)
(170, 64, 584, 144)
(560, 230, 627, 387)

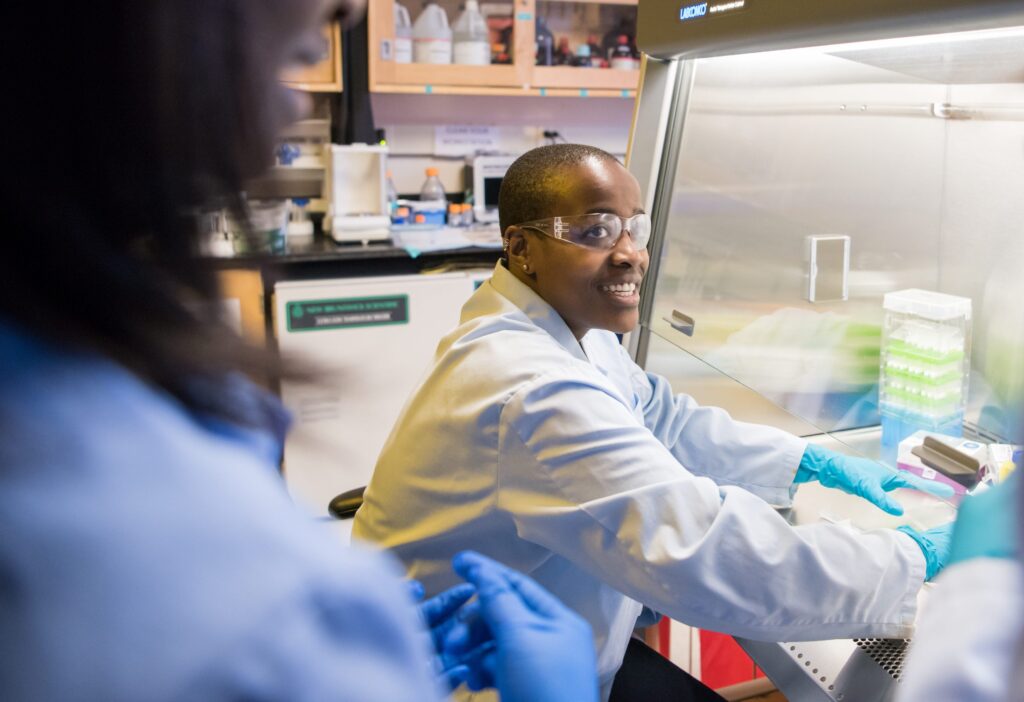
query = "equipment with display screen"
(469, 154, 516, 225)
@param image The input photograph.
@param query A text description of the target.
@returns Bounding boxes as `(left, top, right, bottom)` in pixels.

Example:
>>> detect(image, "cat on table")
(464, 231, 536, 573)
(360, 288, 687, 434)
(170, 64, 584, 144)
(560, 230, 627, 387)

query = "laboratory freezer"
(274, 272, 485, 523)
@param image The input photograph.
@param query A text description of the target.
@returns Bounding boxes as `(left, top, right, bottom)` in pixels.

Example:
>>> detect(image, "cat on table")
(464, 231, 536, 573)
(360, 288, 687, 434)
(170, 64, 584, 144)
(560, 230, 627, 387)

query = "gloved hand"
(896, 522, 954, 581)
(796, 444, 955, 515)
(948, 473, 1019, 567)
(411, 579, 477, 691)
(444, 551, 598, 702)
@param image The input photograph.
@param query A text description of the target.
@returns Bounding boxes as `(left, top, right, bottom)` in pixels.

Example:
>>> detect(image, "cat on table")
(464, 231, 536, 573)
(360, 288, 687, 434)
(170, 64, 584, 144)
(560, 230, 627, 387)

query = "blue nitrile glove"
(446, 551, 598, 702)
(795, 444, 955, 515)
(895, 522, 954, 581)
(412, 579, 478, 691)
(948, 473, 1020, 567)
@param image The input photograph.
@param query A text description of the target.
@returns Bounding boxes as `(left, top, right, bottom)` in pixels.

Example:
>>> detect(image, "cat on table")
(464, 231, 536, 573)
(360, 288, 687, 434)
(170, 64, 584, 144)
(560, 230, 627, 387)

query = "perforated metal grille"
(853, 638, 910, 681)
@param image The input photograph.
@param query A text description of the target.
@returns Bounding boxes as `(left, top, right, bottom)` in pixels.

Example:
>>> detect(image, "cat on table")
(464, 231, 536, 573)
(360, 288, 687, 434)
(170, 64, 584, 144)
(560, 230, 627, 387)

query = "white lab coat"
(354, 262, 926, 697)
(898, 558, 1024, 702)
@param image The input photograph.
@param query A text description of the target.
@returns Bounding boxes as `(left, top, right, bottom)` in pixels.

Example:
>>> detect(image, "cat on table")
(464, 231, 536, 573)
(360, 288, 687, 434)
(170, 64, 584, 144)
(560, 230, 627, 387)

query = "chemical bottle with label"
(413, 3, 452, 64)
(394, 3, 413, 63)
(420, 167, 447, 204)
(554, 37, 571, 65)
(452, 0, 490, 65)
(492, 42, 511, 64)
(573, 44, 593, 68)
(611, 35, 637, 70)
(535, 17, 554, 66)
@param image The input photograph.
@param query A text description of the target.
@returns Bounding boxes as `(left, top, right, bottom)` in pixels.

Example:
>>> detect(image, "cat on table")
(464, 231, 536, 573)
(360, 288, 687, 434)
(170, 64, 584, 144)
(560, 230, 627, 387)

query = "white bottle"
(452, 0, 490, 66)
(413, 3, 452, 64)
(394, 2, 413, 64)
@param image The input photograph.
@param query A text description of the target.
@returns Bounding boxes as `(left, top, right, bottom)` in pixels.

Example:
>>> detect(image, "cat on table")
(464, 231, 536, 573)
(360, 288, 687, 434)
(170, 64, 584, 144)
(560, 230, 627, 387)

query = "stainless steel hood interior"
(637, 0, 1024, 61)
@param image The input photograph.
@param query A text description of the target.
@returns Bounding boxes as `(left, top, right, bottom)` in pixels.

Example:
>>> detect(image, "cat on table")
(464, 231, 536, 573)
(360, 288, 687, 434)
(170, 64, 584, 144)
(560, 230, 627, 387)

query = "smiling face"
(505, 157, 649, 339)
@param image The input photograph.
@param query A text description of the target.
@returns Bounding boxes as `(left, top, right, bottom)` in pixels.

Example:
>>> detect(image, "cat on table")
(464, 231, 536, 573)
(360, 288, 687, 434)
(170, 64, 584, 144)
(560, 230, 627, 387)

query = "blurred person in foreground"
(898, 471, 1023, 702)
(0, 2, 597, 700)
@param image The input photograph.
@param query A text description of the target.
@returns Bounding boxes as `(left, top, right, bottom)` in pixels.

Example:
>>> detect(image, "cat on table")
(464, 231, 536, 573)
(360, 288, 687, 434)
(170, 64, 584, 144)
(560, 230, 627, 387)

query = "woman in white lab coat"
(353, 143, 953, 698)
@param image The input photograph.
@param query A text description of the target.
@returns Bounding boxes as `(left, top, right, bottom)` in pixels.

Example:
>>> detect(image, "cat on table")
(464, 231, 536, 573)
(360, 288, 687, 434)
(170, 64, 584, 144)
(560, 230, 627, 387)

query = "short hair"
(498, 144, 622, 235)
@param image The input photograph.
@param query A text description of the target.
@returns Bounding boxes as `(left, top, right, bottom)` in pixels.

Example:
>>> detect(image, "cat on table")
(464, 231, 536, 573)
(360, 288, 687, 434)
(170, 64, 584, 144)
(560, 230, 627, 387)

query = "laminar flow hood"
(637, 0, 1024, 61)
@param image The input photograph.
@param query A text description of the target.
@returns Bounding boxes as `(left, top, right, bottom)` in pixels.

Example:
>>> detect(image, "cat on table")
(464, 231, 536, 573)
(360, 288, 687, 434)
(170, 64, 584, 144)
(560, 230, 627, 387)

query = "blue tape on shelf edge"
(580, 89, 588, 97)
(425, 85, 433, 94)
(621, 89, 630, 97)
(540, 88, 547, 96)
(516, 12, 533, 20)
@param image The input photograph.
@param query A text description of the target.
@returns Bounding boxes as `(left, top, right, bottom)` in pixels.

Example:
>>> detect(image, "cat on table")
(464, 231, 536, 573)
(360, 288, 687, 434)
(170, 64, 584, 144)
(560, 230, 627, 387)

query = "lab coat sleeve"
(181, 546, 447, 702)
(897, 559, 1024, 702)
(626, 352, 806, 506)
(499, 367, 925, 642)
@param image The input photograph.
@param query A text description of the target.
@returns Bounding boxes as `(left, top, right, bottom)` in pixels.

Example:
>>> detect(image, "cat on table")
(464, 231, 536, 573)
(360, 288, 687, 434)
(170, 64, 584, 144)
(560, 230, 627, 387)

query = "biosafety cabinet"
(629, 0, 1024, 452)
(626, 1, 1024, 699)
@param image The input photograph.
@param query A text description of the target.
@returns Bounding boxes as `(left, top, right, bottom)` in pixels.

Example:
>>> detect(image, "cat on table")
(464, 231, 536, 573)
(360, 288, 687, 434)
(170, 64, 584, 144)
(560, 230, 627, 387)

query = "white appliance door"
(274, 273, 475, 525)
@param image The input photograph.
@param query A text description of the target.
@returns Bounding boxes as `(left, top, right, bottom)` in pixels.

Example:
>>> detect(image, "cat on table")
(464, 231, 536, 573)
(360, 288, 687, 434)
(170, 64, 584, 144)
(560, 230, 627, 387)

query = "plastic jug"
(413, 3, 452, 64)
(394, 2, 413, 64)
(453, 0, 490, 66)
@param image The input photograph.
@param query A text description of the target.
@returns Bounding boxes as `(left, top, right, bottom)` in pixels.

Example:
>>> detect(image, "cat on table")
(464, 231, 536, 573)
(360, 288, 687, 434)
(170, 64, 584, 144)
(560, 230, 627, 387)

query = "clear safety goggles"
(515, 212, 651, 251)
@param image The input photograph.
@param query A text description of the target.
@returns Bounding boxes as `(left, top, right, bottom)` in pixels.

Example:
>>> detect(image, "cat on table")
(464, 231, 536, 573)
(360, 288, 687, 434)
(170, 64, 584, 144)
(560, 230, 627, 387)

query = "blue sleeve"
(0, 342, 445, 702)
(181, 546, 445, 702)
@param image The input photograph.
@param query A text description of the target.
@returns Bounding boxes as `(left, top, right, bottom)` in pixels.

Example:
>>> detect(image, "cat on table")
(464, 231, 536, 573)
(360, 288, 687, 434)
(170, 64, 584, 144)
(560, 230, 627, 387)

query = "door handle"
(663, 309, 695, 337)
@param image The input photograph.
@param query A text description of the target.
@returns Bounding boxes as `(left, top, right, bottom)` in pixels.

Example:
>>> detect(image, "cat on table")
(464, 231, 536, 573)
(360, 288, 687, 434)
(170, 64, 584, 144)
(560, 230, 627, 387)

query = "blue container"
(880, 407, 962, 466)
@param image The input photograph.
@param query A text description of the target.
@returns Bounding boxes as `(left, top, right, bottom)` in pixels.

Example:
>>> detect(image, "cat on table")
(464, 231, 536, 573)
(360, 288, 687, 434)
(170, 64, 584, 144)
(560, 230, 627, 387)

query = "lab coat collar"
(485, 262, 589, 363)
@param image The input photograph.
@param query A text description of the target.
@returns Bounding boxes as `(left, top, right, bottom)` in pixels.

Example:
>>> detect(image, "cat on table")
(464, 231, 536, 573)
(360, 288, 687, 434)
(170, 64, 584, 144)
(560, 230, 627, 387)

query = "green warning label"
(286, 295, 409, 332)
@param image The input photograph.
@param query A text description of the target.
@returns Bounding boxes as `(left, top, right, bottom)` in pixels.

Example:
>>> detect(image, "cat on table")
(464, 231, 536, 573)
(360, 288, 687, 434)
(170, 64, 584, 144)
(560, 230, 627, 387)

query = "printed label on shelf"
(286, 296, 409, 332)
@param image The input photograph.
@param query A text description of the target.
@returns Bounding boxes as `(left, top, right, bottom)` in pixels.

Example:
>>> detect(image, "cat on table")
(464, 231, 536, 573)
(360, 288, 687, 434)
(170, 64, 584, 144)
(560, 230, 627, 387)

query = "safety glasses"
(514, 212, 651, 251)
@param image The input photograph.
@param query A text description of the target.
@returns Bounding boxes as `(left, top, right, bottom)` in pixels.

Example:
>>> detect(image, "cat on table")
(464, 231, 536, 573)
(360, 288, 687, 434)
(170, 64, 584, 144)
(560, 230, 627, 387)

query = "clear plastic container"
(385, 170, 399, 211)
(394, 2, 413, 64)
(287, 198, 314, 240)
(453, 0, 490, 65)
(420, 167, 447, 203)
(880, 288, 972, 464)
(413, 3, 452, 64)
(227, 199, 288, 254)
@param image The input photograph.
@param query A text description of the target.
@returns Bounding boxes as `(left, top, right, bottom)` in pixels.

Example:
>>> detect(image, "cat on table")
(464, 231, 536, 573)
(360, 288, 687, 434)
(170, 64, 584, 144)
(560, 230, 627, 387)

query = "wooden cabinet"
(369, 0, 639, 97)
(217, 269, 267, 345)
(282, 22, 344, 92)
